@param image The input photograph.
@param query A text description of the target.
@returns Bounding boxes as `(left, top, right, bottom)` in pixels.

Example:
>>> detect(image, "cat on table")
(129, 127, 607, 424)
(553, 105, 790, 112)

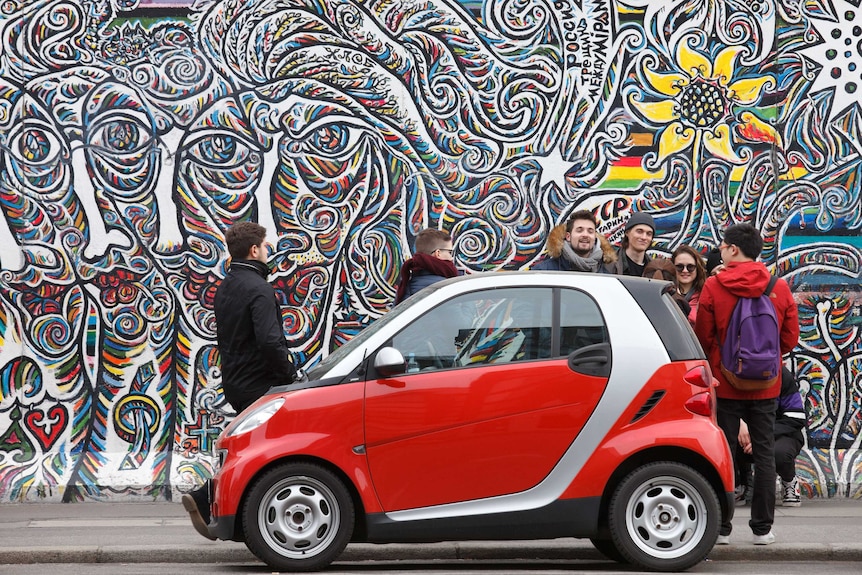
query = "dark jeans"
(735, 435, 802, 490)
(775, 435, 803, 482)
(717, 397, 777, 536)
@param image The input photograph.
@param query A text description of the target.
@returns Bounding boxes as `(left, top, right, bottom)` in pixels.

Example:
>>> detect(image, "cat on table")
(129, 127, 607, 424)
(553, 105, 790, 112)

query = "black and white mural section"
(0, 0, 858, 501)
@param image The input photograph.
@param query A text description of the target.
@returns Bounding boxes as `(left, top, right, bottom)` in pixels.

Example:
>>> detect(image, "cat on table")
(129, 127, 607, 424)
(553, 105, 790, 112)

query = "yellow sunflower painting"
(628, 36, 780, 171)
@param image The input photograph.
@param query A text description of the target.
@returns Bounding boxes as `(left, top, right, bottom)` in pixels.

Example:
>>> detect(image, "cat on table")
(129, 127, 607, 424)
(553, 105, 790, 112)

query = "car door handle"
(567, 342, 612, 377)
(570, 355, 608, 365)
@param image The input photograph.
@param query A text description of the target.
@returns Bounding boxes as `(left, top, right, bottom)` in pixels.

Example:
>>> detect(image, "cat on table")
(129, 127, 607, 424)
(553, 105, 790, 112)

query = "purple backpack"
(720, 276, 781, 390)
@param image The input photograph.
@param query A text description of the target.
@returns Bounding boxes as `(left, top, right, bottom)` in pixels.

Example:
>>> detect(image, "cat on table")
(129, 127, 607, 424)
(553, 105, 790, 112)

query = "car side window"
(390, 287, 553, 372)
(559, 288, 608, 356)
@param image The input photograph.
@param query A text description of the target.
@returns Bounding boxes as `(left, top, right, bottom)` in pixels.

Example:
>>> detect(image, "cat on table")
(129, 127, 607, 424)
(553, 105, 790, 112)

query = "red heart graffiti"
(24, 404, 69, 451)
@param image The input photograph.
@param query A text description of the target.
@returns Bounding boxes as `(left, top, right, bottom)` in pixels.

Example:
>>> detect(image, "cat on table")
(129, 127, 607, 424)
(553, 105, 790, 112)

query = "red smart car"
(208, 272, 734, 572)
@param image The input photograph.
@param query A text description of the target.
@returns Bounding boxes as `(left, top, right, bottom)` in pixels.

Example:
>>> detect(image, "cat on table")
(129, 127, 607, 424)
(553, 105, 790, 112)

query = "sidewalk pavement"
(1, 498, 860, 565)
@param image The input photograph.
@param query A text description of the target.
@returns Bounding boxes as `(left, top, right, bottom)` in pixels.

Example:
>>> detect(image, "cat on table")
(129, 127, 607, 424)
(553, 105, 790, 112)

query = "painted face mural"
(0, 76, 95, 498)
(0, 0, 860, 501)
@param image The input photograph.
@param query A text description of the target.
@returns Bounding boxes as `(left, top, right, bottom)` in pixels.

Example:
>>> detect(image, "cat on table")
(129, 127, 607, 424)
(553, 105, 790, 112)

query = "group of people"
(185, 215, 804, 550)
(530, 208, 706, 323)
(532, 209, 706, 324)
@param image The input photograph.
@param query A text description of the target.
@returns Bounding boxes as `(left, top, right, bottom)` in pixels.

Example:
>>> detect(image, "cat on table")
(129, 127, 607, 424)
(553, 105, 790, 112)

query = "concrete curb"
(2, 542, 861, 564)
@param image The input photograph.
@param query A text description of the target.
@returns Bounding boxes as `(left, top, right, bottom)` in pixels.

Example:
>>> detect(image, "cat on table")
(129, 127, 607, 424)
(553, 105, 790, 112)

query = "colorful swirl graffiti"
(0, 0, 859, 501)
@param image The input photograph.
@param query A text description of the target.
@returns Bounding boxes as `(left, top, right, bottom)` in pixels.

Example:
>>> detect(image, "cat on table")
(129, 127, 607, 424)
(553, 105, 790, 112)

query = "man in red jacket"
(694, 224, 799, 546)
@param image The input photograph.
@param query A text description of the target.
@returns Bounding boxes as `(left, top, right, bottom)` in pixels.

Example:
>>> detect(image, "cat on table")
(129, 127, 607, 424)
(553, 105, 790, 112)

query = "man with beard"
(532, 210, 616, 272)
(394, 229, 459, 304)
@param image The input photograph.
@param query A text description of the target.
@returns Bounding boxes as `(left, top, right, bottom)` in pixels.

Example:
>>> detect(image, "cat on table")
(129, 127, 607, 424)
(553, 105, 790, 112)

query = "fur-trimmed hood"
(544, 224, 618, 265)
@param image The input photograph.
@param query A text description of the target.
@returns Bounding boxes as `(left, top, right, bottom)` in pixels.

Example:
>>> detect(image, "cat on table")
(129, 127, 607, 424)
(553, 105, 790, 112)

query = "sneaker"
(716, 534, 731, 545)
(752, 531, 775, 545)
(781, 476, 802, 507)
(182, 493, 216, 540)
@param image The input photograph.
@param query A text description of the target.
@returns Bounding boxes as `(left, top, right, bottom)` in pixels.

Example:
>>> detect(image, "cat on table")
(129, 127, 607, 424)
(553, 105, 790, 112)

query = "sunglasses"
(675, 263, 696, 272)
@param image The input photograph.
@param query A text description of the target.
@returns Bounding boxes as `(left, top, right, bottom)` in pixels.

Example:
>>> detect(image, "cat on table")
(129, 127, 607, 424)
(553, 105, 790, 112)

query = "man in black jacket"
(183, 221, 297, 539)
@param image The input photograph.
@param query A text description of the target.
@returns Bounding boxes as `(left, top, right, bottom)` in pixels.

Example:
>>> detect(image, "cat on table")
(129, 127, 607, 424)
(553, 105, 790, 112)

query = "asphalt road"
(2, 561, 860, 575)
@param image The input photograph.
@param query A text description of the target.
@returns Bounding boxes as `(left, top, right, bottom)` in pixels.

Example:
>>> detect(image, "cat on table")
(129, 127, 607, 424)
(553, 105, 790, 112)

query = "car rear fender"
(566, 420, 734, 495)
(577, 442, 735, 536)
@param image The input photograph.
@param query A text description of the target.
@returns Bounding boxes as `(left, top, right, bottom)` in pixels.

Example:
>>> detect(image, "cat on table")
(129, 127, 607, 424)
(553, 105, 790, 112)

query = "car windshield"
(303, 288, 435, 381)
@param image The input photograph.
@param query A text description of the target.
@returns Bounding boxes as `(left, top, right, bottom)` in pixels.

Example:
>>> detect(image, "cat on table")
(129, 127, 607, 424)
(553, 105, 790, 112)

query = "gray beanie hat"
(625, 211, 655, 232)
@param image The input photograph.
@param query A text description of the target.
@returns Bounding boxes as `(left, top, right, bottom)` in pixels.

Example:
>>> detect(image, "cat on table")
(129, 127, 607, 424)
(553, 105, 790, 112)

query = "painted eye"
(308, 125, 349, 154)
(84, 116, 159, 196)
(200, 135, 235, 163)
(89, 117, 153, 155)
(8, 125, 65, 167)
(4, 122, 68, 191)
(294, 118, 369, 158)
(103, 121, 139, 151)
(20, 128, 54, 161)
(189, 133, 258, 168)
(183, 131, 262, 195)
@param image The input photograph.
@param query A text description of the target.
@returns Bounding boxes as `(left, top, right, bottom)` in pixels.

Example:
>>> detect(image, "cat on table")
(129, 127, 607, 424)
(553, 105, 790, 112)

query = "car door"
(364, 286, 611, 512)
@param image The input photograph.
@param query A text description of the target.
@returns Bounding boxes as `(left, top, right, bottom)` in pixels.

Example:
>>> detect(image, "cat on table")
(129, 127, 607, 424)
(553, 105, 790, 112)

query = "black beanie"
(625, 212, 655, 232)
(705, 247, 722, 274)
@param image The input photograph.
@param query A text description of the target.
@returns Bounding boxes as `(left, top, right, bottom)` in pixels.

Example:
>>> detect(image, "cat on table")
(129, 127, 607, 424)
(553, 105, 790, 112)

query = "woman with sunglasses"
(671, 245, 707, 325)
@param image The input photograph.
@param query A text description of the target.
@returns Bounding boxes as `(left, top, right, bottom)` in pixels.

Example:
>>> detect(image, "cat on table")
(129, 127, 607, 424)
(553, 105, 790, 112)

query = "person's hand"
(738, 421, 752, 455)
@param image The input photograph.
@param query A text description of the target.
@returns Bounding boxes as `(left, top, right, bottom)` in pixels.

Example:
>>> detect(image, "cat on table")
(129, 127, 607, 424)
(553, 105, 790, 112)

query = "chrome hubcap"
(625, 475, 708, 559)
(258, 475, 340, 558)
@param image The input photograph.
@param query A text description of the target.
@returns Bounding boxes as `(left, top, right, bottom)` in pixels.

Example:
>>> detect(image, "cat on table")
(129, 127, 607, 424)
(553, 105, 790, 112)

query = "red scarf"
(395, 253, 458, 304)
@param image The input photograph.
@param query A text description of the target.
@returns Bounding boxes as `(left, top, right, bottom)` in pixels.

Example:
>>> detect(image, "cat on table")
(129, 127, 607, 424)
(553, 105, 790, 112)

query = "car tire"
(589, 536, 627, 563)
(608, 461, 719, 572)
(242, 462, 354, 572)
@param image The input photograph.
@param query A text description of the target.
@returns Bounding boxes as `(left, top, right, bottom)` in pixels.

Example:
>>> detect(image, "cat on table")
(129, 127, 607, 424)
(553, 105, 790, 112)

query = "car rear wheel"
(608, 461, 719, 572)
(242, 463, 354, 572)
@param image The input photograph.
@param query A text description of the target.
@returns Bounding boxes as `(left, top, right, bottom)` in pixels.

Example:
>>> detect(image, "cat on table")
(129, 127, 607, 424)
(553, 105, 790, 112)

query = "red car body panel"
(365, 361, 607, 510)
(213, 359, 731, 522)
(212, 382, 383, 520)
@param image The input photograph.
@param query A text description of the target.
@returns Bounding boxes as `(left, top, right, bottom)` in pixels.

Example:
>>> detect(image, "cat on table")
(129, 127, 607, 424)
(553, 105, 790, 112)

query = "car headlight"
(226, 398, 284, 437)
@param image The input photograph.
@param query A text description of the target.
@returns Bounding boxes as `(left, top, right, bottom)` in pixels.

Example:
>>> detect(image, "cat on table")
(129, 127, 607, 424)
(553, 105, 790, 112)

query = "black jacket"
(604, 247, 654, 276)
(214, 259, 296, 412)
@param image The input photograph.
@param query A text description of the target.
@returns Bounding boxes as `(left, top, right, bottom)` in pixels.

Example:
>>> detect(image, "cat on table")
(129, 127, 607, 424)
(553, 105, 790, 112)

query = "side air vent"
(630, 390, 666, 424)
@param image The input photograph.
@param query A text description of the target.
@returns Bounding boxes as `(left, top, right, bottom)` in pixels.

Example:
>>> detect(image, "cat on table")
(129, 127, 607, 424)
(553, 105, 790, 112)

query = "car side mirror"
(374, 347, 407, 377)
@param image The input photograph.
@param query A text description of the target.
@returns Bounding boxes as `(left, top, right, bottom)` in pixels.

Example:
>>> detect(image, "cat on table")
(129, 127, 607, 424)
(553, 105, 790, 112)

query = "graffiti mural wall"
(0, 0, 858, 502)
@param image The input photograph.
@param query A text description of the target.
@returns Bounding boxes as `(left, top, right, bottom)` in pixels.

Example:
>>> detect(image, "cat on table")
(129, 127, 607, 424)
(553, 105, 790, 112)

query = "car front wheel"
(242, 463, 354, 572)
(608, 461, 719, 572)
